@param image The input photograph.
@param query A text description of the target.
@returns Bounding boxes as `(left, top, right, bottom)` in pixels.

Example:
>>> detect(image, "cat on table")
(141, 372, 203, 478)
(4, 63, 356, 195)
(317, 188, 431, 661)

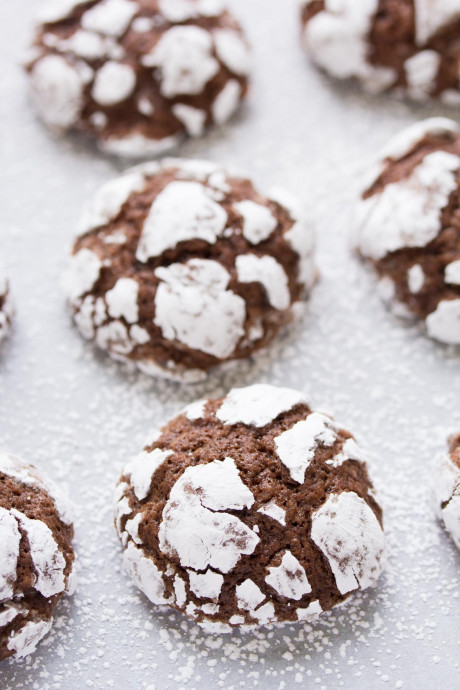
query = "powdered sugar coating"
(7, 620, 53, 660)
(426, 299, 460, 344)
(11, 510, 66, 598)
(301, 0, 460, 101)
(0, 508, 21, 600)
(302, 0, 396, 94)
(154, 259, 246, 359)
(158, 458, 259, 573)
(274, 412, 338, 483)
(414, 0, 460, 44)
(355, 119, 460, 342)
(234, 200, 277, 245)
(311, 491, 385, 595)
(144, 26, 219, 98)
(265, 551, 312, 600)
(123, 448, 173, 501)
(433, 444, 460, 549)
(235, 254, 291, 310)
(66, 159, 315, 379)
(28, 0, 250, 155)
(355, 151, 460, 261)
(115, 384, 383, 632)
(0, 453, 75, 661)
(136, 181, 228, 261)
(216, 384, 308, 427)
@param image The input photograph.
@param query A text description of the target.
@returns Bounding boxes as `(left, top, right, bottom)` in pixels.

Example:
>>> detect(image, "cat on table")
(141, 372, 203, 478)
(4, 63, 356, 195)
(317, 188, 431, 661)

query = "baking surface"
(0, 1, 459, 688)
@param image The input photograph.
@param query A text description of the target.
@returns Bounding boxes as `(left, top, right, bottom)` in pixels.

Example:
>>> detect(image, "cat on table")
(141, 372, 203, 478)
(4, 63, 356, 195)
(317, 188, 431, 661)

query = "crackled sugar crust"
(114, 384, 385, 632)
(433, 435, 460, 550)
(63, 159, 316, 381)
(354, 117, 460, 344)
(0, 264, 13, 344)
(301, 1, 460, 102)
(0, 452, 75, 661)
(26, 0, 250, 156)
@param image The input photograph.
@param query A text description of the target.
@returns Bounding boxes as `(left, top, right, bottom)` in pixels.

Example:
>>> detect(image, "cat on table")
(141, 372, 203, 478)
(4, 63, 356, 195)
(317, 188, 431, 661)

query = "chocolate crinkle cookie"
(301, 1, 460, 102)
(114, 384, 385, 632)
(63, 159, 316, 382)
(0, 452, 76, 661)
(26, 0, 250, 156)
(433, 435, 460, 550)
(0, 263, 13, 344)
(354, 118, 460, 344)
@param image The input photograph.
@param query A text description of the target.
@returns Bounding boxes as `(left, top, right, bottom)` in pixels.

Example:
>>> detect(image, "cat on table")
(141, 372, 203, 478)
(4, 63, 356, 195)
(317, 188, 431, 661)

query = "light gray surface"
(0, 1, 459, 688)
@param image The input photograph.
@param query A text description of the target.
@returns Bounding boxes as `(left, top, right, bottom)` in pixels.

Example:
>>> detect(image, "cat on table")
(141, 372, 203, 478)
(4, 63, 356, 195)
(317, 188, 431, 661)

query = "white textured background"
(0, 1, 459, 688)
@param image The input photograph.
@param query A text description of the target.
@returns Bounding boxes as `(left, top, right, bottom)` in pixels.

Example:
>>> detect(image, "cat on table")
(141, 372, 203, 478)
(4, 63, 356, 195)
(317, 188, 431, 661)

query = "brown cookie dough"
(63, 159, 316, 382)
(301, 1, 460, 102)
(114, 383, 385, 632)
(26, 0, 250, 156)
(433, 435, 460, 550)
(0, 452, 76, 661)
(354, 118, 460, 344)
(0, 264, 13, 344)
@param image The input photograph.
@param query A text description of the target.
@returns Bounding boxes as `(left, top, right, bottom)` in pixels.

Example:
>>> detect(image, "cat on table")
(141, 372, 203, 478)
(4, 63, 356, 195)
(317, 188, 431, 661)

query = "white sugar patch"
(379, 117, 459, 162)
(78, 170, 146, 234)
(81, 0, 138, 37)
(158, 458, 259, 574)
(214, 30, 250, 76)
(123, 542, 172, 605)
(234, 200, 277, 245)
(106, 278, 139, 323)
(137, 181, 228, 260)
(426, 298, 460, 344)
(257, 500, 286, 525)
(92, 61, 136, 105)
(304, 0, 396, 93)
(236, 254, 291, 310)
(407, 264, 425, 294)
(7, 620, 52, 659)
(154, 259, 246, 359)
(355, 151, 460, 261)
(327, 437, 368, 468)
(181, 399, 207, 421)
(274, 412, 338, 483)
(31, 55, 84, 130)
(284, 219, 316, 289)
(414, 0, 460, 44)
(265, 551, 312, 600)
(404, 50, 440, 101)
(0, 507, 21, 600)
(311, 491, 385, 595)
(187, 569, 224, 600)
(63, 249, 102, 302)
(12, 510, 66, 598)
(143, 26, 219, 98)
(123, 448, 173, 501)
(444, 260, 460, 285)
(37, 0, 87, 23)
(212, 80, 241, 124)
(216, 384, 308, 427)
(236, 579, 265, 611)
(172, 104, 206, 137)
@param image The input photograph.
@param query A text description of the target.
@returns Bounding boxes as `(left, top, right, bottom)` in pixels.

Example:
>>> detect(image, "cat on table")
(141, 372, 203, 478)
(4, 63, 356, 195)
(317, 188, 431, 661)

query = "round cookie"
(354, 118, 460, 344)
(114, 383, 385, 632)
(63, 159, 316, 382)
(301, 1, 460, 102)
(0, 264, 13, 344)
(0, 452, 76, 661)
(433, 435, 460, 550)
(26, 0, 250, 156)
